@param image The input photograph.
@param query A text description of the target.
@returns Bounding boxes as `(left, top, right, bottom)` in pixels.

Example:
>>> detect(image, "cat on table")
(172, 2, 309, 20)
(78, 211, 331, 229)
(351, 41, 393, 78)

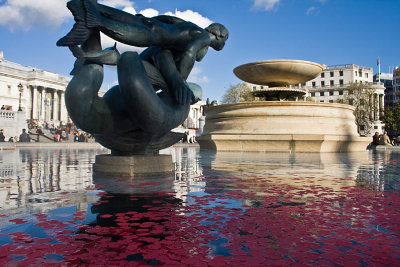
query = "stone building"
(374, 72, 393, 108)
(302, 64, 385, 134)
(393, 67, 400, 106)
(0, 51, 70, 125)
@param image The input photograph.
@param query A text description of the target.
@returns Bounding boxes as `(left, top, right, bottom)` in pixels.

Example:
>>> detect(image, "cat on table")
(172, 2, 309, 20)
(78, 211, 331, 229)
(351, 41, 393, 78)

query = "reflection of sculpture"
(57, 0, 228, 155)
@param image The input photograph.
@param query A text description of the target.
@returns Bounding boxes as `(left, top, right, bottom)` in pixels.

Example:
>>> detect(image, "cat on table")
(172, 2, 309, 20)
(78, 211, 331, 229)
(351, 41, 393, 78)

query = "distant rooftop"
(0, 50, 70, 84)
(326, 64, 373, 70)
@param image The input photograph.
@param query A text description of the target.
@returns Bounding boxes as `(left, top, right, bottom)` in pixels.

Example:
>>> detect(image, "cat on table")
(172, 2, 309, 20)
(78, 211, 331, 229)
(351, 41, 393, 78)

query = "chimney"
(0, 51, 3, 61)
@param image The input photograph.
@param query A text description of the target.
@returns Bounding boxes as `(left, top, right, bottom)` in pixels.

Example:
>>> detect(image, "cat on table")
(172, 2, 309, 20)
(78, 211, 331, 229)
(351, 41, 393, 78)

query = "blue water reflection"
(0, 147, 399, 265)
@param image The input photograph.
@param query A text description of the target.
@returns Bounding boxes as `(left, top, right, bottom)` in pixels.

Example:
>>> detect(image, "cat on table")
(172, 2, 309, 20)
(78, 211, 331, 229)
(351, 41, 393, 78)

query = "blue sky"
(0, 0, 399, 102)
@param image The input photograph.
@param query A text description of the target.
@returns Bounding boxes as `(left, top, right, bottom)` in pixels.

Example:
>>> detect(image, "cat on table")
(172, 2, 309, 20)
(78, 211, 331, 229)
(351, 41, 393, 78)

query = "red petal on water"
(9, 218, 27, 224)
(32, 237, 53, 243)
(100, 214, 113, 219)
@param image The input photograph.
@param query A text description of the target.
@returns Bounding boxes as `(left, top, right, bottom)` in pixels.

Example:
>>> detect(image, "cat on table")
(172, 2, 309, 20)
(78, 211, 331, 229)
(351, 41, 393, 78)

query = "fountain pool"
(0, 147, 399, 266)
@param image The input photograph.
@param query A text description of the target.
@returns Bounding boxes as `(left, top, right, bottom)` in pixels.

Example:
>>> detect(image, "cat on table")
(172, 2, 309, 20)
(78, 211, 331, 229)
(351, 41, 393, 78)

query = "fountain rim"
(206, 101, 356, 112)
(233, 59, 326, 71)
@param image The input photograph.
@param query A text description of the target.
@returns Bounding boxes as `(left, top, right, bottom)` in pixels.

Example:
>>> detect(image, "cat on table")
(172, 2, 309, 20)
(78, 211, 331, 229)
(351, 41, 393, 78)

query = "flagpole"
(378, 57, 381, 83)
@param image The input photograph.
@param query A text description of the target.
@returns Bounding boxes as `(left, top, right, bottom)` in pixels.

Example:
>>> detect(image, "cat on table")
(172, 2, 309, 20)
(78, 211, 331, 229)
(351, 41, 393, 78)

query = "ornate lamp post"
(17, 83, 23, 111)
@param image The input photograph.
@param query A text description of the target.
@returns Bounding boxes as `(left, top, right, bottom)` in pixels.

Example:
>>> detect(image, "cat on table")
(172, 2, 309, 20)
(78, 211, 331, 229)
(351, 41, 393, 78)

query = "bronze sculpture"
(57, 0, 228, 156)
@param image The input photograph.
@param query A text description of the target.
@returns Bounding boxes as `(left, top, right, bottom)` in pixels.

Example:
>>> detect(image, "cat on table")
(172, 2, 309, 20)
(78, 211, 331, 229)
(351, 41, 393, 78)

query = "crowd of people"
(0, 128, 30, 142)
(0, 120, 92, 143)
(0, 105, 13, 111)
(29, 120, 92, 143)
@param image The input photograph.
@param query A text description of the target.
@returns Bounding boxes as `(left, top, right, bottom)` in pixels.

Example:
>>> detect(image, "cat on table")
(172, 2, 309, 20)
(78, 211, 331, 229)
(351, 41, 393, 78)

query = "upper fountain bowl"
(233, 60, 326, 87)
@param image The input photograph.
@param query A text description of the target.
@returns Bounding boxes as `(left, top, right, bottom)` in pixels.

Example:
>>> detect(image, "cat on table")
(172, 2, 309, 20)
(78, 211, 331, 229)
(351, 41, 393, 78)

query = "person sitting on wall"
(36, 127, 44, 135)
(396, 135, 400, 146)
(19, 129, 31, 142)
(1, 105, 5, 110)
(372, 132, 380, 146)
(379, 131, 392, 146)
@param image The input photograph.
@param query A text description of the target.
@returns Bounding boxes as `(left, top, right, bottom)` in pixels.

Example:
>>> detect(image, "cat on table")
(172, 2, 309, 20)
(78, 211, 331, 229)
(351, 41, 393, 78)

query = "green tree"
(339, 83, 375, 134)
(221, 83, 255, 104)
(382, 103, 400, 134)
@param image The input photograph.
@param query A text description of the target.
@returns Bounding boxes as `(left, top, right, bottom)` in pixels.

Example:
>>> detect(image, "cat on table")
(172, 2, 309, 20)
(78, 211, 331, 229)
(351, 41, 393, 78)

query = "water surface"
(0, 148, 399, 266)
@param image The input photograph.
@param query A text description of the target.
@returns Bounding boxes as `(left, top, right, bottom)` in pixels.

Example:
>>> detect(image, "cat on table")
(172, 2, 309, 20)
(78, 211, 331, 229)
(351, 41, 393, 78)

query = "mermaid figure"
(57, 0, 228, 155)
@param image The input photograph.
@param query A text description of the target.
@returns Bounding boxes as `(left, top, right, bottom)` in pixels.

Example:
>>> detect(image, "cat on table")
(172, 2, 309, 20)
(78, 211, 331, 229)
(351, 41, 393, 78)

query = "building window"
(253, 86, 256, 90)
(330, 71, 334, 77)
(330, 80, 334, 86)
(260, 86, 264, 89)
(339, 70, 344, 76)
(320, 91, 325, 96)
(302, 82, 306, 86)
(359, 71, 362, 77)
(312, 82, 316, 87)
(311, 92, 315, 96)
(321, 81, 325, 87)
(339, 90, 343, 95)
(329, 100, 334, 103)
(366, 73, 369, 78)
(355, 71, 357, 76)
(321, 72, 325, 78)
(320, 100, 324, 102)
(329, 91, 334, 96)
(339, 79, 344, 85)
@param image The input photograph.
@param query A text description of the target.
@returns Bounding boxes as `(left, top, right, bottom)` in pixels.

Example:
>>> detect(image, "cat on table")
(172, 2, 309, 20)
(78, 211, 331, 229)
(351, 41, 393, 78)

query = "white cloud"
(306, 6, 319, 15)
(252, 0, 280, 11)
(188, 67, 209, 84)
(163, 9, 212, 28)
(139, 8, 159, 18)
(99, 0, 134, 9)
(0, 0, 70, 31)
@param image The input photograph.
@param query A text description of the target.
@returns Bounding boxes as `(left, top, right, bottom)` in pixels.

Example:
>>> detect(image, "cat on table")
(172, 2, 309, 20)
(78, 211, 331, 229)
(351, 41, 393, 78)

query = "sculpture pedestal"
(93, 154, 175, 177)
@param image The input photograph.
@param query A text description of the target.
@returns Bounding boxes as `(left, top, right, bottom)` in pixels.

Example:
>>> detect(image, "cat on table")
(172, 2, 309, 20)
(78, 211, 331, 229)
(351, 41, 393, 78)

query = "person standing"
(19, 129, 31, 142)
(0, 129, 5, 142)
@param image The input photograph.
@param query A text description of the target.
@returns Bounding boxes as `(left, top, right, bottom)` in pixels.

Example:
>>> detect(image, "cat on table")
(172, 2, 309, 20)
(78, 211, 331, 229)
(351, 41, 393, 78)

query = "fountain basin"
(233, 59, 325, 87)
(197, 101, 371, 152)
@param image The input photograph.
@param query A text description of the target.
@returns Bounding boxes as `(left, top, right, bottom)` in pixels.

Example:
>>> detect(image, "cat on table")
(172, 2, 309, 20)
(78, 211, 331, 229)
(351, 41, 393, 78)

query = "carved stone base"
(93, 154, 175, 177)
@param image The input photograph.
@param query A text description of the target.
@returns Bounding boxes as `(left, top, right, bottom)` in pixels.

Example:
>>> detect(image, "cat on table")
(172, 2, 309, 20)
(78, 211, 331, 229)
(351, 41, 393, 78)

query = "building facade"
(0, 51, 70, 126)
(393, 67, 400, 106)
(374, 72, 393, 108)
(303, 64, 385, 134)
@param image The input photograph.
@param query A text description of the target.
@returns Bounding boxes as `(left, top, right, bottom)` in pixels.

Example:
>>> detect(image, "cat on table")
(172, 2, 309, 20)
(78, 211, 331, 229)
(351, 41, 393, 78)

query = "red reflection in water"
(1, 175, 400, 266)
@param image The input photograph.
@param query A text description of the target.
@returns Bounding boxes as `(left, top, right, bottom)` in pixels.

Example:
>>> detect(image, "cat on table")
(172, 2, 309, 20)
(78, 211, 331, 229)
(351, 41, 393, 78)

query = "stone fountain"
(197, 60, 371, 152)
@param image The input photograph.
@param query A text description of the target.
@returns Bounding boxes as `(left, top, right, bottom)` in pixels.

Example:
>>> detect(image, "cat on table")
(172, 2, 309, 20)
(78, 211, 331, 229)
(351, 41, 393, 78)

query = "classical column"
(40, 88, 46, 121)
(59, 92, 65, 123)
(379, 94, 384, 120)
(52, 90, 58, 123)
(32, 86, 38, 120)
